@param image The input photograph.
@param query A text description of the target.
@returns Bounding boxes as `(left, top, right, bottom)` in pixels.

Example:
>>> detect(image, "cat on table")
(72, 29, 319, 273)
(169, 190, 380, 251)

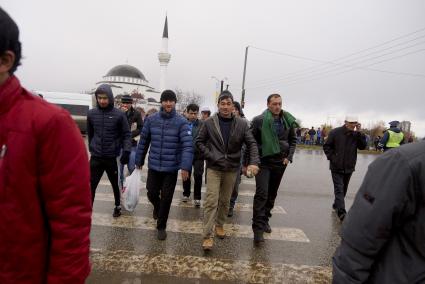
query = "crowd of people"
(1, 7, 424, 283)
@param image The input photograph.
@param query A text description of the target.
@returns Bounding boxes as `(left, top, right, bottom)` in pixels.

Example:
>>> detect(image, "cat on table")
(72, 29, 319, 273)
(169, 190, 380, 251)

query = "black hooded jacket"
(87, 84, 131, 158)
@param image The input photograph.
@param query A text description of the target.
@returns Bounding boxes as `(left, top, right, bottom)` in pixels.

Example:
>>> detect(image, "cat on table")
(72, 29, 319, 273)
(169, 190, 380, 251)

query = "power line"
(248, 27, 425, 86)
(248, 41, 425, 89)
(248, 39, 425, 87)
(248, 48, 425, 90)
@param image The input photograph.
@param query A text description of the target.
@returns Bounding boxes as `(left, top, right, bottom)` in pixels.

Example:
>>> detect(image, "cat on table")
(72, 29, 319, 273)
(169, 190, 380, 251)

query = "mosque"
(93, 16, 171, 108)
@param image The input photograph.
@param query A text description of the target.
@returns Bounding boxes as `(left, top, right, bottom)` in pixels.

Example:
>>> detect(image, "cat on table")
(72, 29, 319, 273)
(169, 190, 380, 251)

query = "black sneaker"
(253, 231, 264, 245)
(264, 223, 272, 234)
(153, 207, 159, 220)
(157, 229, 167, 240)
(227, 207, 234, 217)
(113, 206, 121, 218)
(337, 209, 346, 221)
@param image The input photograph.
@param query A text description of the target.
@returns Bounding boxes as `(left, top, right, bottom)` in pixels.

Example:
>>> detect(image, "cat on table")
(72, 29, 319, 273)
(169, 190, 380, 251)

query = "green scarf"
(261, 110, 299, 158)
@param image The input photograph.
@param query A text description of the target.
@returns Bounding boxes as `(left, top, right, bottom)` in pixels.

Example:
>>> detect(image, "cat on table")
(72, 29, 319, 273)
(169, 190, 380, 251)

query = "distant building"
(94, 64, 160, 103)
(400, 120, 411, 133)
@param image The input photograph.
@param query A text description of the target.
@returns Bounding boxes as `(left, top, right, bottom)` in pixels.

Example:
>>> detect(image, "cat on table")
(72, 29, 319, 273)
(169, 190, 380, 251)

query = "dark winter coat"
(250, 111, 297, 165)
(87, 84, 131, 158)
(125, 107, 143, 147)
(195, 113, 259, 171)
(333, 141, 425, 283)
(190, 118, 204, 160)
(135, 108, 193, 172)
(323, 126, 367, 173)
(0, 76, 91, 283)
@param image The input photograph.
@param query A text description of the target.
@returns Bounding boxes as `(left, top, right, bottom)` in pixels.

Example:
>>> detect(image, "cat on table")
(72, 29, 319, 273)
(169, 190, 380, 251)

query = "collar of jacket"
(0, 75, 22, 115)
(160, 107, 176, 119)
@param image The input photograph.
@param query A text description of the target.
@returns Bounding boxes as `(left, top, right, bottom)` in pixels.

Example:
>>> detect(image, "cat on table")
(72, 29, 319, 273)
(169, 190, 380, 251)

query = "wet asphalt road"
(87, 148, 378, 283)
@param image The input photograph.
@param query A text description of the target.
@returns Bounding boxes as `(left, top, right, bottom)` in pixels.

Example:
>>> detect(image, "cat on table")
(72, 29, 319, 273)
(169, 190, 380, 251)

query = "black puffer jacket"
(333, 141, 425, 283)
(323, 126, 367, 173)
(125, 107, 143, 147)
(87, 84, 131, 158)
(195, 113, 259, 171)
(250, 111, 297, 166)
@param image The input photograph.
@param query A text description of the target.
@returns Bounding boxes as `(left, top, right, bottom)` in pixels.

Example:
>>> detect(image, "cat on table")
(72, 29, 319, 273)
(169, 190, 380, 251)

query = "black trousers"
(146, 169, 178, 230)
(182, 159, 204, 200)
(252, 165, 286, 232)
(331, 171, 352, 211)
(90, 156, 120, 207)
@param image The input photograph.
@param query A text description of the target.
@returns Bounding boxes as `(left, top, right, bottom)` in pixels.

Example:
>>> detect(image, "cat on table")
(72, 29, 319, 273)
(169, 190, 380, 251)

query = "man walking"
(181, 103, 204, 207)
(119, 94, 143, 186)
(228, 101, 247, 217)
(87, 84, 132, 217)
(323, 116, 367, 221)
(0, 8, 91, 283)
(196, 91, 259, 251)
(250, 94, 298, 244)
(135, 90, 193, 240)
(333, 140, 425, 283)
(308, 127, 316, 145)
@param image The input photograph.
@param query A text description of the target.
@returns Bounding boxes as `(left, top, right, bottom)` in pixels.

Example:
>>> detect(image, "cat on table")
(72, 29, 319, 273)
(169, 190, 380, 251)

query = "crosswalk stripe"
(94, 192, 287, 214)
(90, 248, 330, 283)
(92, 212, 309, 243)
(98, 180, 256, 197)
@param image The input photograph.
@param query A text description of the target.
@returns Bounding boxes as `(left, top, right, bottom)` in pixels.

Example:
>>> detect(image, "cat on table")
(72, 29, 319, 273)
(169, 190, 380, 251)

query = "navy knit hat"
(160, 90, 177, 102)
(0, 7, 22, 74)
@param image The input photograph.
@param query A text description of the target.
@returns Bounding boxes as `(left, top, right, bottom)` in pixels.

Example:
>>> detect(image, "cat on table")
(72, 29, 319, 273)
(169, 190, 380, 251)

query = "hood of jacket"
(95, 84, 114, 110)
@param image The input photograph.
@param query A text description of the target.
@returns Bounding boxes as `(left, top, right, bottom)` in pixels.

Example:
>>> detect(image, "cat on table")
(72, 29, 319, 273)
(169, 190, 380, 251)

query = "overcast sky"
(3, 0, 425, 136)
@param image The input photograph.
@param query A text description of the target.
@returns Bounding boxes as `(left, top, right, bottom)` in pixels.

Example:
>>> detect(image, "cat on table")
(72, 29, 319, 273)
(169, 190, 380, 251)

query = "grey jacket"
(195, 113, 259, 171)
(333, 141, 425, 283)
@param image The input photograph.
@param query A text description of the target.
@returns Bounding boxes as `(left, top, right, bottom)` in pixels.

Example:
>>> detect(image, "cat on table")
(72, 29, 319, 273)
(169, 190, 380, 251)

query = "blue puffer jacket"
(87, 84, 131, 158)
(135, 108, 193, 172)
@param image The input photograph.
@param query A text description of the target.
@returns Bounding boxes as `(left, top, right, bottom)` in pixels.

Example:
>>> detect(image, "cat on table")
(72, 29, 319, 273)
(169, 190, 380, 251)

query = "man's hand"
(247, 165, 259, 176)
(283, 158, 290, 165)
(181, 170, 190, 181)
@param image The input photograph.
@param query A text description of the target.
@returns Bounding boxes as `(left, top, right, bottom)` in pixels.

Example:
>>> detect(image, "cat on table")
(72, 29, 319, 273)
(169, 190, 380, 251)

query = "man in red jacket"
(0, 8, 92, 284)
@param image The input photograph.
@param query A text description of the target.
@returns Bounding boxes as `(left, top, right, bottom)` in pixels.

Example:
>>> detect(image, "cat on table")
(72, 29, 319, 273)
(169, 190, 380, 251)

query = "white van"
(35, 91, 93, 133)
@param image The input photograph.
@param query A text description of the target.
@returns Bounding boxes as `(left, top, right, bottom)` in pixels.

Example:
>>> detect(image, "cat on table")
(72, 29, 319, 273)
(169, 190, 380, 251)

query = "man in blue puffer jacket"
(135, 90, 193, 240)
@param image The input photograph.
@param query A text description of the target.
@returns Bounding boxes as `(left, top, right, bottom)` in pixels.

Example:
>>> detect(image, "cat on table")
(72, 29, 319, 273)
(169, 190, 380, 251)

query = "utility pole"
(220, 80, 224, 93)
(241, 46, 249, 108)
(226, 84, 229, 90)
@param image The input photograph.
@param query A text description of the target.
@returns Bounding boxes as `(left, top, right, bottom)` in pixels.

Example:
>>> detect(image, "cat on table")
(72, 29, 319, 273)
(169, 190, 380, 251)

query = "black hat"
(218, 90, 233, 102)
(389, 120, 400, 127)
(0, 7, 21, 74)
(121, 94, 133, 104)
(160, 90, 177, 102)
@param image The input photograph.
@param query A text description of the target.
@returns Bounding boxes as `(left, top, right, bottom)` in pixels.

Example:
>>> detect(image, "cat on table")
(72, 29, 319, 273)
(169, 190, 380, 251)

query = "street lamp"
(240, 46, 249, 108)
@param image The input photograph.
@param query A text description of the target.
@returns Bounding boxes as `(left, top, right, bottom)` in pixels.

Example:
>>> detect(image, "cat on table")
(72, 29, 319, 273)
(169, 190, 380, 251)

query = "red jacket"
(0, 76, 92, 283)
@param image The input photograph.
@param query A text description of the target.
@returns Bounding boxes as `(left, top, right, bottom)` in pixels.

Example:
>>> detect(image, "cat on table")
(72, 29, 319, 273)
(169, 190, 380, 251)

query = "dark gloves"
(120, 151, 131, 165)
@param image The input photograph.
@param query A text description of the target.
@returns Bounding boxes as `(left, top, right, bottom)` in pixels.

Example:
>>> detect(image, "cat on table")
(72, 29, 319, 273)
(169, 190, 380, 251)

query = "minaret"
(158, 16, 171, 93)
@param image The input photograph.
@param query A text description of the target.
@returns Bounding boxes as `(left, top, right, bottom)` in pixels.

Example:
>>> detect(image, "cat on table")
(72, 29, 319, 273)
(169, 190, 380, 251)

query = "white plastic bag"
(121, 169, 142, 212)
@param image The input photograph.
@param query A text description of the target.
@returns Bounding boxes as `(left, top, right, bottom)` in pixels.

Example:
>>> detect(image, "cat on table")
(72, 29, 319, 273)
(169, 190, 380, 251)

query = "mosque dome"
(106, 64, 146, 81)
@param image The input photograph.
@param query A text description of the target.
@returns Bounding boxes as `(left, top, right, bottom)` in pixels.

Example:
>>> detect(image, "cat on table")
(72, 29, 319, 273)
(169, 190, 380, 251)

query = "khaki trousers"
(202, 168, 238, 239)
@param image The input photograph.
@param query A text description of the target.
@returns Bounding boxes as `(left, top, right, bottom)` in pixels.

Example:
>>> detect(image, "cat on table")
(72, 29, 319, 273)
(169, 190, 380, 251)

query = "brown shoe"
(202, 238, 213, 251)
(215, 225, 225, 239)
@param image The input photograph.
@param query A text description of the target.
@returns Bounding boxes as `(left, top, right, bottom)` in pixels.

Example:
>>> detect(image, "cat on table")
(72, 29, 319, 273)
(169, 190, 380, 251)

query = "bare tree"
(175, 88, 204, 112)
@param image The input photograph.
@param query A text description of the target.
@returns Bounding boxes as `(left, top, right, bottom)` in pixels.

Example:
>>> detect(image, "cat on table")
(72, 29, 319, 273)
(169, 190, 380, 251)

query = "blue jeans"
(119, 146, 137, 187)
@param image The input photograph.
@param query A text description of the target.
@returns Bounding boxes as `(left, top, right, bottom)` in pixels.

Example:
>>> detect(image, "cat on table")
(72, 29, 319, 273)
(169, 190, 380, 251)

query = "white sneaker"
(194, 200, 201, 207)
(181, 196, 190, 203)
